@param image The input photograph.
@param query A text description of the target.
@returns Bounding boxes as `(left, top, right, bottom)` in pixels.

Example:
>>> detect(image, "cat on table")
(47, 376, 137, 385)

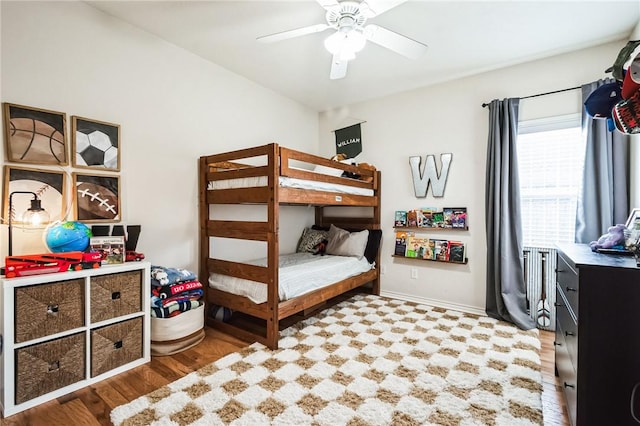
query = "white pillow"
(313, 158, 353, 177)
(325, 224, 369, 259)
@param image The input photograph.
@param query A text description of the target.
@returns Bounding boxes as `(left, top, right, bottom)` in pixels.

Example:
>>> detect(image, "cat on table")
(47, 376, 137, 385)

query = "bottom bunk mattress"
(208, 252, 373, 304)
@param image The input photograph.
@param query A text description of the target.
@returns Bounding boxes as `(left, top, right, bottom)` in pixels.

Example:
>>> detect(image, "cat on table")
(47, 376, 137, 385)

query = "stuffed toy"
(312, 239, 328, 256)
(589, 224, 627, 251)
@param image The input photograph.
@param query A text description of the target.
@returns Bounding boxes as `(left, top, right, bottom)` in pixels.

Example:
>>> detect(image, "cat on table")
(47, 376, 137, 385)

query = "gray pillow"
(326, 224, 369, 259)
(297, 228, 328, 253)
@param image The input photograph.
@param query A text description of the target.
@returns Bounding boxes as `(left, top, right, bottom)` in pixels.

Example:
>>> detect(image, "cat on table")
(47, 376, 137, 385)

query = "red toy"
(4, 251, 102, 278)
(126, 251, 145, 262)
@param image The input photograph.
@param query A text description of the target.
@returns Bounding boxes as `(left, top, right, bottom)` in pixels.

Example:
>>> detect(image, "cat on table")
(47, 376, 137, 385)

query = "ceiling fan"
(256, 0, 428, 80)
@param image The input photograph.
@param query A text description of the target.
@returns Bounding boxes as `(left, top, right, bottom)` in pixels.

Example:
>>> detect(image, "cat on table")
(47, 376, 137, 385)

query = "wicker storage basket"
(151, 328, 205, 357)
(90, 271, 142, 323)
(15, 279, 85, 343)
(15, 332, 86, 404)
(91, 317, 142, 377)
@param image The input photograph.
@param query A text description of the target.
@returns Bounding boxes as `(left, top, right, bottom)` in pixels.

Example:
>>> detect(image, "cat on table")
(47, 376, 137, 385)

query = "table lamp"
(8, 191, 50, 256)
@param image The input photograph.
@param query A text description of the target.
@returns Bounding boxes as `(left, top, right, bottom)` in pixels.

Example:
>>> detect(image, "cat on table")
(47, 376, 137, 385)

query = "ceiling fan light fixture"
(324, 30, 366, 58)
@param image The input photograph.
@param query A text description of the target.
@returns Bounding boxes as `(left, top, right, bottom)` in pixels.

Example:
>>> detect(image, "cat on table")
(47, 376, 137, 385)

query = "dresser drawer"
(556, 254, 579, 318)
(15, 332, 86, 404)
(15, 279, 85, 343)
(555, 321, 577, 426)
(90, 271, 142, 323)
(556, 286, 578, 370)
(91, 317, 143, 377)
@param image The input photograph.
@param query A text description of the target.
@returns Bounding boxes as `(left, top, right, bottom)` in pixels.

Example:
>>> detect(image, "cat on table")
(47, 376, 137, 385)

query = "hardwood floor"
(0, 328, 569, 425)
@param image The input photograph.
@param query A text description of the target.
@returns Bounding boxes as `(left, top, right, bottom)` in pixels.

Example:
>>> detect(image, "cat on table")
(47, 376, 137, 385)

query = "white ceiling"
(87, 1, 640, 112)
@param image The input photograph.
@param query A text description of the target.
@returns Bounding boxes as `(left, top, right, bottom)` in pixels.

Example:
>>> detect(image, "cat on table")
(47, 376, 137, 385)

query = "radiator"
(523, 246, 557, 331)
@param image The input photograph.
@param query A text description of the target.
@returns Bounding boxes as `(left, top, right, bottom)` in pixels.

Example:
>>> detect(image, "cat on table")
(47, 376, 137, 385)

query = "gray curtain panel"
(575, 80, 630, 244)
(485, 98, 535, 330)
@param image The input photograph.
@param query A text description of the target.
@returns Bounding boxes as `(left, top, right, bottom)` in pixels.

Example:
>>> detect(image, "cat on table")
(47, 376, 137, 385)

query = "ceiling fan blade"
(257, 24, 330, 43)
(362, 0, 407, 17)
(316, 0, 340, 10)
(330, 55, 348, 80)
(363, 24, 428, 59)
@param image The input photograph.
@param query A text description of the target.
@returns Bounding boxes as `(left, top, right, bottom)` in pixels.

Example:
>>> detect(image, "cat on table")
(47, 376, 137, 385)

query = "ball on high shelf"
(75, 130, 118, 169)
(209, 305, 233, 323)
(45, 221, 92, 253)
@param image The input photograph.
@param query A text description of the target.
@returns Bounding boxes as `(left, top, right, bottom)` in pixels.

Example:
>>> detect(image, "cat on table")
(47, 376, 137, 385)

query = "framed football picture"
(3, 103, 68, 166)
(71, 116, 120, 171)
(73, 173, 120, 222)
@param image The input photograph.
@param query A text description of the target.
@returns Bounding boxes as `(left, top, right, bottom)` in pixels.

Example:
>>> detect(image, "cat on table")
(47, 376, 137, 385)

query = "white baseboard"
(379, 290, 486, 317)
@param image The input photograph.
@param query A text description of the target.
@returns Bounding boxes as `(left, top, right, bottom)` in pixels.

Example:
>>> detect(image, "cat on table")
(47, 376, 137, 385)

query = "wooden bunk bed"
(198, 143, 381, 349)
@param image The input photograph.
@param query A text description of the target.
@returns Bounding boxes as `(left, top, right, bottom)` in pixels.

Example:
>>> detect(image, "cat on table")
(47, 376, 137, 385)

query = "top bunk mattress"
(208, 252, 373, 304)
(208, 175, 374, 196)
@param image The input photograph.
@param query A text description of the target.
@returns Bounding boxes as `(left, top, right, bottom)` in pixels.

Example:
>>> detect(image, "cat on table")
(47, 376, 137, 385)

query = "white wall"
(0, 1, 319, 272)
(319, 40, 627, 313)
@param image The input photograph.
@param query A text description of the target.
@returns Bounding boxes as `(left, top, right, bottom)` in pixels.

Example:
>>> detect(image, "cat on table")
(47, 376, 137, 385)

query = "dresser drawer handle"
(565, 331, 575, 337)
(114, 340, 123, 349)
(566, 287, 577, 292)
(48, 361, 60, 372)
(553, 341, 562, 346)
(111, 291, 121, 300)
(564, 382, 575, 389)
(47, 304, 59, 315)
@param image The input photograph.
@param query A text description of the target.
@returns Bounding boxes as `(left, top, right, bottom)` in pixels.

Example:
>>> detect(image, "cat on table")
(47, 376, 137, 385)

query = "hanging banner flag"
(335, 123, 362, 159)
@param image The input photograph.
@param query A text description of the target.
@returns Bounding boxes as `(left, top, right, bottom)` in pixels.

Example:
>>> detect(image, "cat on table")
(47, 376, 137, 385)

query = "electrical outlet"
(411, 268, 418, 279)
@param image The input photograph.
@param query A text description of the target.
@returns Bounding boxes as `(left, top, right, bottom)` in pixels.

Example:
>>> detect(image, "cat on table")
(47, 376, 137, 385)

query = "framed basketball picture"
(2, 103, 68, 166)
(2, 166, 67, 224)
(71, 116, 120, 171)
(73, 172, 120, 222)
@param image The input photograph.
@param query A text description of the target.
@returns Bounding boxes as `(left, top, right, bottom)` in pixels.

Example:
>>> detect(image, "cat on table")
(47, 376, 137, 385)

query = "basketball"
(9, 118, 65, 163)
(76, 181, 119, 220)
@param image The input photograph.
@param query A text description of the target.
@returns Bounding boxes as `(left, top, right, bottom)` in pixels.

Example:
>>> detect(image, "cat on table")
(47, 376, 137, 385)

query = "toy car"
(126, 251, 145, 262)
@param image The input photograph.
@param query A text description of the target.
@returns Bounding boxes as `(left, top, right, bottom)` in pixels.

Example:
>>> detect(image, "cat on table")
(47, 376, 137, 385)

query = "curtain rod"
(481, 85, 581, 108)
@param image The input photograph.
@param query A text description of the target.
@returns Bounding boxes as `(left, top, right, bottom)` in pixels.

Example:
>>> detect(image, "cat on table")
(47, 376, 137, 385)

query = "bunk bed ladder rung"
(207, 220, 271, 240)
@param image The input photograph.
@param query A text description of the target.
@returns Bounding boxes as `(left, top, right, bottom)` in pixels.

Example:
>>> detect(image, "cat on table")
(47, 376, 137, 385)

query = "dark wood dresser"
(555, 243, 640, 426)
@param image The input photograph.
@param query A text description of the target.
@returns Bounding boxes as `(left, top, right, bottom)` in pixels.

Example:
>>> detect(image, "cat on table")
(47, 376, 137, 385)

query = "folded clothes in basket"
(151, 300, 203, 318)
(151, 289, 203, 308)
(150, 265, 197, 287)
(151, 279, 203, 300)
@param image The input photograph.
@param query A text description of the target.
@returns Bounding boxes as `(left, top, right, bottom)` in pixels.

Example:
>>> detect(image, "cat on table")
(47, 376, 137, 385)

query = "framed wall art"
(626, 208, 640, 230)
(2, 103, 68, 166)
(73, 172, 120, 222)
(72, 116, 120, 171)
(2, 165, 67, 224)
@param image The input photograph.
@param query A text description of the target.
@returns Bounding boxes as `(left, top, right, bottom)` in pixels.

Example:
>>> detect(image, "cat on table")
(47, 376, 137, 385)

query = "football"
(76, 181, 119, 220)
(75, 130, 118, 169)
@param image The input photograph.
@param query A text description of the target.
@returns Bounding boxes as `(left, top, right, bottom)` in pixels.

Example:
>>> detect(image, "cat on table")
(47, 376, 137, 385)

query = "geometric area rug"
(111, 294, 543, 425)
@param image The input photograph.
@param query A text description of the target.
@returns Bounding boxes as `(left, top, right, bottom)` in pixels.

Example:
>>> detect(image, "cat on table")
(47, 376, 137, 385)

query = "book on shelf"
(394, 210, 408, 227)
(443, 208, 454, 228)
(404, 233, 418, 257)
(407, 210, 418, 227)
(448, 240, 466, 262)
(407, 236, 430, 259)
(432, 211, 445, 228)
(395, 231, 411, 256)
(89, 236, 125, 264)
(449, 207, 468, 229)
(433, 239, 450, 261)
(417, 208, 434, 228)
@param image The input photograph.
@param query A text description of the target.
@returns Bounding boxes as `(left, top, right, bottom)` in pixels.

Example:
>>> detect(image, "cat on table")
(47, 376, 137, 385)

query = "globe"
(45, 221, 92, 253)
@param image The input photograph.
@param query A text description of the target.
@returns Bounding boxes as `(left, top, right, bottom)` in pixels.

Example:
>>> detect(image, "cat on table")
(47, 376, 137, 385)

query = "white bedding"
(208, 252, 373, 304)
(208, 174, 374, 196)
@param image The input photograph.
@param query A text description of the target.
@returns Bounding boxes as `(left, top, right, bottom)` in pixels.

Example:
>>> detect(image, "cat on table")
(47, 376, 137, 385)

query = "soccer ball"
(75, 130, 118, 169)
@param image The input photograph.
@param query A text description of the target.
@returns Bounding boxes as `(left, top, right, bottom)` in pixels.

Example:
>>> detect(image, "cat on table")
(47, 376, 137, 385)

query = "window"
(518, 114, 585, 248)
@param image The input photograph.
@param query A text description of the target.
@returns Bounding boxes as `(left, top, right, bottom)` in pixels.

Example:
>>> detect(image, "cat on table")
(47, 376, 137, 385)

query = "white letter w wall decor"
(409, 153, 452, 198)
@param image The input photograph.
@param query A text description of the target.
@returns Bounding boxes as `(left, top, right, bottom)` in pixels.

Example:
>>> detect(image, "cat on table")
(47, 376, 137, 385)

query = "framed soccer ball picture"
(2, 103, 68, 166)
(71, 116, 120, 171)
(73, 172, 120, 222)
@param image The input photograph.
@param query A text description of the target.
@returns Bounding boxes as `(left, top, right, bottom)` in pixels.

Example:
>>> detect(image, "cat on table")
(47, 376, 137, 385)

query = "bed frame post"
(198, 156, 209, 306)
(266, 143, 280, 349)
(372, 170, 381, 295)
